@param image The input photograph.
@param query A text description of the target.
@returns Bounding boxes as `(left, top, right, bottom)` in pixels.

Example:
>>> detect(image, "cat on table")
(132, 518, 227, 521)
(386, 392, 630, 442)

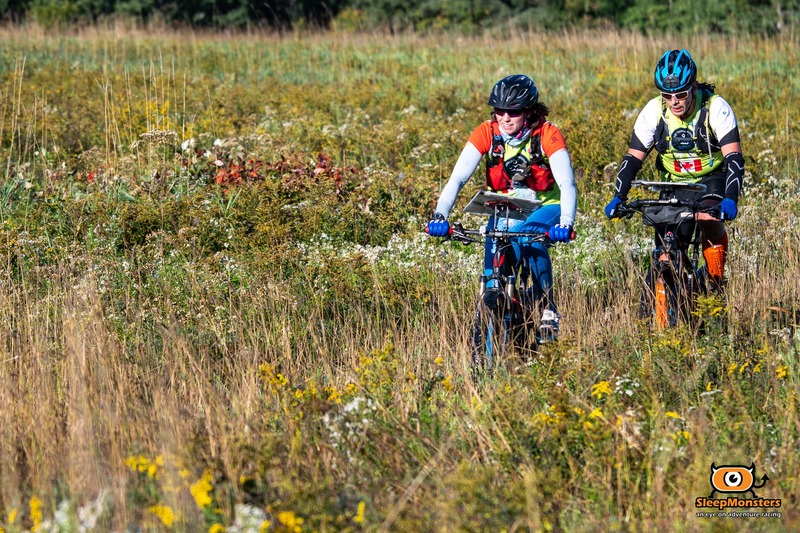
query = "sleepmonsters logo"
(695, 463, 782, 511)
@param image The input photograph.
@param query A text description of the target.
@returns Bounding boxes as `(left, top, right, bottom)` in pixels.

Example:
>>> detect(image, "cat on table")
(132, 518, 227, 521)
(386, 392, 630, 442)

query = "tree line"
(2, 0, 798, 34)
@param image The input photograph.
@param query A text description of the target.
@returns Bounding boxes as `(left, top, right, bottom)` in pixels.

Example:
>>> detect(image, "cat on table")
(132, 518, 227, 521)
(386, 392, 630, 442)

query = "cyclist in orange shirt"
(427, 75, 578, 342)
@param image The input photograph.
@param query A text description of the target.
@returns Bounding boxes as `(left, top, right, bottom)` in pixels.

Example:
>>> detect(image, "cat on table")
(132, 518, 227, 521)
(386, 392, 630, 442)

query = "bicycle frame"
(615, 181, 719, 329)
(447, 199, 554, 375)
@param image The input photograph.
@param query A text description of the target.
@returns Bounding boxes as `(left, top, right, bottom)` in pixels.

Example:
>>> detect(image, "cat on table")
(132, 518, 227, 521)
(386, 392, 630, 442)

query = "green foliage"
(4, 0, 800, 32)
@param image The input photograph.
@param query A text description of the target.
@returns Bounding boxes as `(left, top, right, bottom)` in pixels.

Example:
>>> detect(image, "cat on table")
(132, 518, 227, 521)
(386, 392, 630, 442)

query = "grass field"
(0, 23, 798, 532)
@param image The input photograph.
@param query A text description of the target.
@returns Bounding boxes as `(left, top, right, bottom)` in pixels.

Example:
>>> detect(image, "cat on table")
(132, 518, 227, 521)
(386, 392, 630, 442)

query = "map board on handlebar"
(632, 180, 707, 193)
(462, 190, 542, 221)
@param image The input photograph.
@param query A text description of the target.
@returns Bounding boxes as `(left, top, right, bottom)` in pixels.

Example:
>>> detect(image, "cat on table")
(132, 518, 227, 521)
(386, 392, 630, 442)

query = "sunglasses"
(494, 108, 523, 117)
(661, 90, 691, 101)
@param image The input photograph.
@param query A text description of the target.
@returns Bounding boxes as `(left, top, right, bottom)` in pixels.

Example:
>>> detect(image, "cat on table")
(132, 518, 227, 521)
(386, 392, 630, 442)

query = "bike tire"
(471, 289, 513, 377)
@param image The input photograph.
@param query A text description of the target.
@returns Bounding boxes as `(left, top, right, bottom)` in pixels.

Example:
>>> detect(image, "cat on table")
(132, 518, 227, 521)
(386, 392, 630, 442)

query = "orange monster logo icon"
(709, 463, 769, 498)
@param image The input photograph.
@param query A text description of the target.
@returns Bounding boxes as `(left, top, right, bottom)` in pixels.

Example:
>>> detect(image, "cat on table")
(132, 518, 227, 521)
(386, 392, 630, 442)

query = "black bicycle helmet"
(654, 49, 697, 93)
(487, 74, 539, 110)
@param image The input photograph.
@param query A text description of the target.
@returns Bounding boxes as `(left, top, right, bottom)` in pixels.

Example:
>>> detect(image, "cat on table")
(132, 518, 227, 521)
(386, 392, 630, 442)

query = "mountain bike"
(611, 180, 721, 329)
(434, 191, 572, 376)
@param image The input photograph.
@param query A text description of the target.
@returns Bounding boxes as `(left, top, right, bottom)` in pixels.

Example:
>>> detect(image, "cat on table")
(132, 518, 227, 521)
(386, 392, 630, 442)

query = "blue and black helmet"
(487, 74, 539, 110)
(654, 49, 697, 92)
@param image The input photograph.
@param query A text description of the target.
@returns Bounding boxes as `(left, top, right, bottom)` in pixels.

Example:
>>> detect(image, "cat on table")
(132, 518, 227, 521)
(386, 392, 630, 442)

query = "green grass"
(0, 23, 797, 532)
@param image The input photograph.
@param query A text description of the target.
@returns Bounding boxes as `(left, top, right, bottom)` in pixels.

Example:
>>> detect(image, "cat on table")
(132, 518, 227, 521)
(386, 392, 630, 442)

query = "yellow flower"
(353, 501, 366, 524)
(324, 386, 342, 403)
(191, 470, 214, 509)
(727, 362, 739, 375)
(739, 362, 750, 374)
(306, 381, 318, 397)
(29, 496, 42, 530)
(124, 455, 151, 473)
(8, 508, 17, 524)
(672, 430, 691, 444)
(776, 365, 788, 379)
(706, 381, 714, 391)
(434, 356, 443, 365)
(209, 524, 225, 533)
(591, 381, 612, 399)
(277, 511, 304, 533)
(589, 407, 603, 419)
(149, 505, 181, 527)
(665, 411, 681, 419)
(441, 375, 453, 392)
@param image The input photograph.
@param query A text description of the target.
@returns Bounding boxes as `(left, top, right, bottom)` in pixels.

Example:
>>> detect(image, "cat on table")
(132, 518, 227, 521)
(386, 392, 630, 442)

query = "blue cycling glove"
(604, 197, 623, 219)
(719, 198, 738, 221)
(426, 214, 450, 237)
(549, 224, 573, 243)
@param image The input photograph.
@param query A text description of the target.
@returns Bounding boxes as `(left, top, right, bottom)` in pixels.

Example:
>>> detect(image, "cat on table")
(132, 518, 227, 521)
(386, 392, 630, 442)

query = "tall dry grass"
(0, 24, 797, 531)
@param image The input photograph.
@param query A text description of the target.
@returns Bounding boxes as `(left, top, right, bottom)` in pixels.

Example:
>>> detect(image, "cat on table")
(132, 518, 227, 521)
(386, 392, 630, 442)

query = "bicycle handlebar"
(612, 198, 721, 221)
(444, 223, 576, 245)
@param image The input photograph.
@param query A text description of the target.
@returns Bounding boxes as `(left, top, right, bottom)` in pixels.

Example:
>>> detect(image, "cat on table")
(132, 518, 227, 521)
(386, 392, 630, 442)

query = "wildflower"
(591, 381, 612, 399)
(277, 511, 304, 532)
(739, 362, 750, 374)
(8, 508, 17, 524)
(589, 407, 603, 419)
(209, 524, 225, 533)
(434, 356, 443, 365)
(124, 455, 150, 473)
(149, 455, 164, 478)
(30, 496, 43, 530)
(353, 501, 366, 524)
(149, 505, 181, 527)
(191, 470, 214, 509)
(230, 504, 268, 532)
(324, 386, 342, 403)
(665, 411, 682, 419)
(441, 375, 453, 392)
(776, 365, 788, 379)
(673, 430, 691, 444)
(727, 362, 739, 375)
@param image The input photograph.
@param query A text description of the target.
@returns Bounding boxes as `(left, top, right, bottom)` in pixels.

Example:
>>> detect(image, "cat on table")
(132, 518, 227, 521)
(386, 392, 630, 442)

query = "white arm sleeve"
(434, 142, 483, 218)
(549, 148, 577, 227)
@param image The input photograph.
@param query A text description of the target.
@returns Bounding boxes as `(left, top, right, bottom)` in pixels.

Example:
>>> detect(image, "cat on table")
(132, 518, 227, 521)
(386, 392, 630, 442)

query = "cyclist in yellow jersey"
(604, 49, 744, 290)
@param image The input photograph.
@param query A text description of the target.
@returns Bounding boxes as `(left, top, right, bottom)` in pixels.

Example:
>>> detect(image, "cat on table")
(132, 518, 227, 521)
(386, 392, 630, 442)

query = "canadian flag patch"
(674, 159, 702, 172)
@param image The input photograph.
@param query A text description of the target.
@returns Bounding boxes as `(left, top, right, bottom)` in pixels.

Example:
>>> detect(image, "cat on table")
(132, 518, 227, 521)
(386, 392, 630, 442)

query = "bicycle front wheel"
(471, 289, 513, 377)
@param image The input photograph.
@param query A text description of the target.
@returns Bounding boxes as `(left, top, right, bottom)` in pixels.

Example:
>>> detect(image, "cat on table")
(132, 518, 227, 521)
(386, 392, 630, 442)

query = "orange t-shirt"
(467, 120, 567, 156)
